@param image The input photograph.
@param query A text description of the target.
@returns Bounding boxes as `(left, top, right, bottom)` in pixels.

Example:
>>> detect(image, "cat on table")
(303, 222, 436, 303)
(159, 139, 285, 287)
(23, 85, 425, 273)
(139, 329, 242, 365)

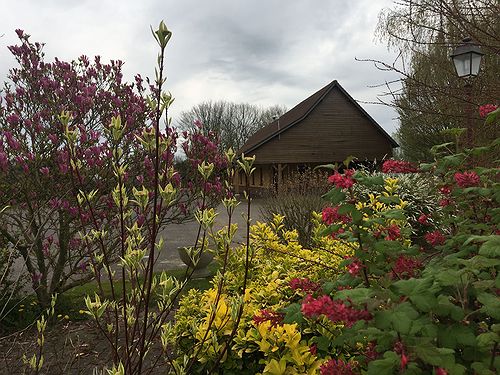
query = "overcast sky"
(1, 0, 401, 134)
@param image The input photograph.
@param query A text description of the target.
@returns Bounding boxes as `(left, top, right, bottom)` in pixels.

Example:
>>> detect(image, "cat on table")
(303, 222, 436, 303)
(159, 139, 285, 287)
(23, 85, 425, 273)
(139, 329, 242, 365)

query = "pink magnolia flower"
(39, 167, 49, 176)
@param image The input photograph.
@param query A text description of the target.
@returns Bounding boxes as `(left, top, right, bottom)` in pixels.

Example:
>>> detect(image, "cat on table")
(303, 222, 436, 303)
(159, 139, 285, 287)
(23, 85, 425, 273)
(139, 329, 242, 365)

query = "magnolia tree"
(0, 30, 226, 308)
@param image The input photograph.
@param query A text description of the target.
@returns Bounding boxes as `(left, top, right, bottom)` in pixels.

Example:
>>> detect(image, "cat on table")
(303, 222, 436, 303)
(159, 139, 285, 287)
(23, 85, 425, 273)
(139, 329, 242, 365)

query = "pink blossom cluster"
(289, 277, 321, 293)
(391, 255, 422, 279)
(438, 185, 453, 207)
(381, 159, 419, 174)
(346, 257, 364, 276)
(321, 206, 351, 225)
(301, 294, 371, 327)
(479, 104, 497, 118)
(454, 171, 480, 188)
(417, 214, 430, 225)
(320, 358, 356, 375)
(252, 309, 284, 328)
(328, 169, 355, 189)
(374, 224, 401, 241)
(425, 230, 446, 246)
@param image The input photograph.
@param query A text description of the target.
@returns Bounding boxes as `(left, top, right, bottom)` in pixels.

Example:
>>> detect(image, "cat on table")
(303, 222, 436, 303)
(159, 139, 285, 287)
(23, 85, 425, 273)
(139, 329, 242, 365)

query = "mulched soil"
(0, 319, 173, 374)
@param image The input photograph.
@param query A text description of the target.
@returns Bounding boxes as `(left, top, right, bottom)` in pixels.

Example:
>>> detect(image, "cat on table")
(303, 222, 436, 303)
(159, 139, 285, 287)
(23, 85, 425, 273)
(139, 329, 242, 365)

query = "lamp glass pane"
(453, 54, 470, 77)
(471, 53, 482, 76)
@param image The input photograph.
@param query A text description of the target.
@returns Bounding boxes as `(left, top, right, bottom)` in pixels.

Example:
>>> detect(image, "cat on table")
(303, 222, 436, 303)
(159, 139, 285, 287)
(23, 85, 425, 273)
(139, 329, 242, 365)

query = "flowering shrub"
(479, 104, 497, 118)
(381, 159, 419, 173)
(0, 30, 226, 308)
(169, 214, 353, 373)
(280, 127, 500, 373)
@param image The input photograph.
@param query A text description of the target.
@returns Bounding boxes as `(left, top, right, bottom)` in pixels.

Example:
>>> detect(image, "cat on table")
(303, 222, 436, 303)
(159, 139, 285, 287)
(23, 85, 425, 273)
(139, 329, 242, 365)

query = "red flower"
(439, 185, 452, 195)
(301, 294, 371, 327)
(439, 198, 452, 207)
(479, 104, 497, 118)
(320, 359, 355, 375)
(400, 353, 409, 369)
(382, 159, 418, 173)
(364, 341, 379, 362)
(253, 309, 284, 327)
(322, 206, 351, 225)
(347, 257, 364, 276)
(328, 169, 355, 189)
(425, 230, 446, 246)
(289, 277, 321, 293)
(435, 368, 448, 375)
(454, 171, 480, 188)
(392, 255, 422, 279)
(418, 214, 429, 225)
(374, 224, 401, 241)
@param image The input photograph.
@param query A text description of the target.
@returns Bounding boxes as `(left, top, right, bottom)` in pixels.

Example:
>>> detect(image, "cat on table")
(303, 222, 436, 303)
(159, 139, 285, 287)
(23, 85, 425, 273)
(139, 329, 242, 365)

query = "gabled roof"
(239, 80, 399, 155)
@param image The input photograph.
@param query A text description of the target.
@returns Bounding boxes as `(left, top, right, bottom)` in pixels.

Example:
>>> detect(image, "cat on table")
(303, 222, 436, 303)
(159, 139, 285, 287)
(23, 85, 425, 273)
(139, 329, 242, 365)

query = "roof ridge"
(238, 80, 398, 155)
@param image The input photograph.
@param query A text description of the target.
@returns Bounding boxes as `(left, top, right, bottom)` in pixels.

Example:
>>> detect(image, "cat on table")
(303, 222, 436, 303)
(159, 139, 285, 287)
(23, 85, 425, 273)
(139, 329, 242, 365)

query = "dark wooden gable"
(239, 80, 398, 164)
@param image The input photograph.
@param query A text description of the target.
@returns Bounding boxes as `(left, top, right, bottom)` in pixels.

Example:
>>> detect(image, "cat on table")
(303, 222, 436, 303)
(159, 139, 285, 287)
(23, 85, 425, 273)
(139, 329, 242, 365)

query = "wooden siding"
(250, 87, 393, 164)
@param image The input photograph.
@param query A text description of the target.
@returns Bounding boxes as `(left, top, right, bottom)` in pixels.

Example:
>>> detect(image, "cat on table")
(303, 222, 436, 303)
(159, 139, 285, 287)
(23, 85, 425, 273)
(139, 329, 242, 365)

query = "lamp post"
(450, 37, 484, 147)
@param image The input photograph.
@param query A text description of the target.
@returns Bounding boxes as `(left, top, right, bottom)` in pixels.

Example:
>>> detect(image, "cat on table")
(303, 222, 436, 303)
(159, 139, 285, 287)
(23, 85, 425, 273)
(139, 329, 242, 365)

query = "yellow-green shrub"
(169, 214, 353, 373)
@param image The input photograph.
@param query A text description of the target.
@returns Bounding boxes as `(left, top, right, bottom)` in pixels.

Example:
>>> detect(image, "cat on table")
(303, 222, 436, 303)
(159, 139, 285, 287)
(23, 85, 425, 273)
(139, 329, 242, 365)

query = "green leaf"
(438, 325, 476, 348)
(478, 293, 500, 319)
(310, 335, 330, 352)
(353, 172, 385, 187)
(471, 362, 496, 375)
(380, 209, 407, 220)
(436, 270, 463, 287)
(322, 187, 346, 205)
(334, 288, 373, 303)
(322, 281, 337, 295)
(415, 344, 455, 368)
(476, 332, 498, 349)
(281, 303, 304, 324)
(314, 163, 337, 171)
(378, 196, 402, 205)
(367, 351, 399, 375)
(389, 303, 419, 334)
(319, 223, 343, 237)
(374, 240, 404, 256)
(409, 294, 437, 312)
(478, 236, 500, 258)
(337, 203, 357, 215)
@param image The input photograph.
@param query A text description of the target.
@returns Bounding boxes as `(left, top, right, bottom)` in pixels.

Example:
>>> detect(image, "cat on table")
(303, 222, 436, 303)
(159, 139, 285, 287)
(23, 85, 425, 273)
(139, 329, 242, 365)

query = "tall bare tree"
(368, 0, 500, 161)
(177, 101, 287, 152)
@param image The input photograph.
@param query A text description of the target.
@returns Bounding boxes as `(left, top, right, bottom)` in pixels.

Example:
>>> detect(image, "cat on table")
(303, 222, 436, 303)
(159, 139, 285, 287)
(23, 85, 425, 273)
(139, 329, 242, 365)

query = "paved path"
(155, 198, 263, 270)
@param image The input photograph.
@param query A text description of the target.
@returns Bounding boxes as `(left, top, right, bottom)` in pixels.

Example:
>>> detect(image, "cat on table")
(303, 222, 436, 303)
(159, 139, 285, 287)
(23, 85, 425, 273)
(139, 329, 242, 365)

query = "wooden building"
(235, 80, 398, 192)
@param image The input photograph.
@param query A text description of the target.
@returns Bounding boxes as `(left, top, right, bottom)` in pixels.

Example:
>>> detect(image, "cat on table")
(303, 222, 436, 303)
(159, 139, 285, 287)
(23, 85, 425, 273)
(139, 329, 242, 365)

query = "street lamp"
(450, 37, 484, 148)
(450, 37, 484, 78)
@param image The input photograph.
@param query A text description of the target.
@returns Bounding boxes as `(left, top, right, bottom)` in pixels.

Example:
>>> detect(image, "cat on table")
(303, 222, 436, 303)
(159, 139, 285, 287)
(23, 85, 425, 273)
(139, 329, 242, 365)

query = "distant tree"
(177, 101, 287, 151)
(371, 0, 500, 161)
